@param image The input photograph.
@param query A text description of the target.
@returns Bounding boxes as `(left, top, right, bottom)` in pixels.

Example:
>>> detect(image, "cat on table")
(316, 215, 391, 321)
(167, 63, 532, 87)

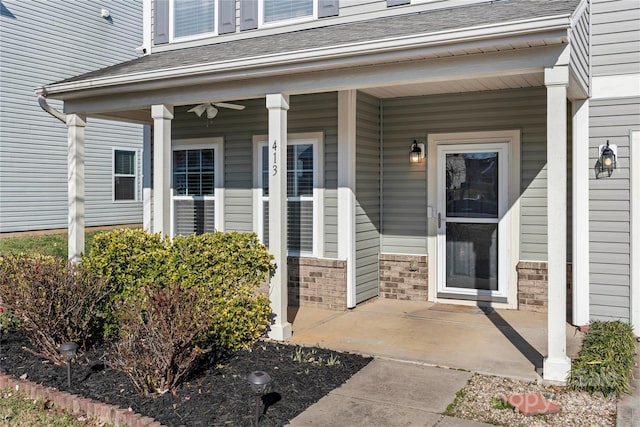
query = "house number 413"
(272, 140, 278, 176)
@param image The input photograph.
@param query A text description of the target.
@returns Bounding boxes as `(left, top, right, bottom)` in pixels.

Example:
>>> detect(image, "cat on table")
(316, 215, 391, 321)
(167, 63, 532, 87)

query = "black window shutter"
(387, 0, 410, 7)
(318, 0, 339, 18)
(154, 0, 170, 44)
(240, 0, 258, 31)
(218, 0, 236, 34)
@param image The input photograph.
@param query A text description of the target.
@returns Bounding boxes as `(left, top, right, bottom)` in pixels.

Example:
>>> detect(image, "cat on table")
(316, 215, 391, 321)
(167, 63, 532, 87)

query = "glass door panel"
(437, 145, 507, 299)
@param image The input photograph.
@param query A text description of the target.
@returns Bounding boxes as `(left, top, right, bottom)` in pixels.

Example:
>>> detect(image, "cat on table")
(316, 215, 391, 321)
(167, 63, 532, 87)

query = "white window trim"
(169, 0, 219, 43)
(171, 137, 224, 237)
(253, 132, 324, 257)
(258, 0, 317, 29)
(112, 147, 140, 203)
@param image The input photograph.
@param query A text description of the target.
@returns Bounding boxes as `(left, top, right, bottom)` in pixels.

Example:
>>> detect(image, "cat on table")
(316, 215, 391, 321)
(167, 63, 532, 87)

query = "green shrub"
(0, 255, 113, 364)
(109, 281, 213, 395)
(82, 230, 273, 394)
(167, 232, 273, 349)
(81, 228, 167, 335)
(568, 320, 636, 397)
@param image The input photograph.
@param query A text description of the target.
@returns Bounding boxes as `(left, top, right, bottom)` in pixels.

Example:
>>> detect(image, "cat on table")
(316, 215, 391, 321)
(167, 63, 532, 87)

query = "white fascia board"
(38, 16, 571, 97)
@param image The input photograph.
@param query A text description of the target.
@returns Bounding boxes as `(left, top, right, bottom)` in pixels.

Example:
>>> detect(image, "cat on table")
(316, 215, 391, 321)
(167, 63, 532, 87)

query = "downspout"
(37, 94, 67, 123)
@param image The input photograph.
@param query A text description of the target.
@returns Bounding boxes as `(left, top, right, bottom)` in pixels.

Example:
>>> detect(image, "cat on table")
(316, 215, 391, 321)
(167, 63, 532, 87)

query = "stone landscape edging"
(0, 372, 167, 427)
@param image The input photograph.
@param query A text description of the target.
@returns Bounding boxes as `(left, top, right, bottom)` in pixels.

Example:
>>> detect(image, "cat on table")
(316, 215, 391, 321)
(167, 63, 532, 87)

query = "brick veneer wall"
(0, 373, 166, 427)
(257, 257, 347, 311)
(379, 254, 428, 301)
(288, 257, 347, 310)
(517, 261, 572, 314)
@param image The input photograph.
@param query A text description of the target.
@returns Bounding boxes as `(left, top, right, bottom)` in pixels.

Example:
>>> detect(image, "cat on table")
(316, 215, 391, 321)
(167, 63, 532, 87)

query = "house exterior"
(0, 0, 144, 234)
(36, 0, 639, 383)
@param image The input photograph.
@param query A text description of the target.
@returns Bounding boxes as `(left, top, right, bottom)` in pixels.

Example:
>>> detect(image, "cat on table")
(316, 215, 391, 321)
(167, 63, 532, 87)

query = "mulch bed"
(0, 331, 372, 426)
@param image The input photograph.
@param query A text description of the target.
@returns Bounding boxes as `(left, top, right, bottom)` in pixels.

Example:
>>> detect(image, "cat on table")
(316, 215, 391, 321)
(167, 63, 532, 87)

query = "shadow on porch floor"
(287, 298, 584, 381)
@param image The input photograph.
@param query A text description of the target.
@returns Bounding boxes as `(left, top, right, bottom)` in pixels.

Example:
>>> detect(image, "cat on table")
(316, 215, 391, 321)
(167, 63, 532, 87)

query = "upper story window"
(262, 0, 314, 24)
(171, 0, 217, 40)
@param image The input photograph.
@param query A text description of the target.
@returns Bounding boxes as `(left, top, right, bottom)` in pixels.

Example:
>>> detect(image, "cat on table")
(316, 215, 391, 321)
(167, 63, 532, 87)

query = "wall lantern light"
(596, 140, 617, 178)
(247, 370, 271, 426)
(58, 342, 78, 387)
(410, 140, 425, 164)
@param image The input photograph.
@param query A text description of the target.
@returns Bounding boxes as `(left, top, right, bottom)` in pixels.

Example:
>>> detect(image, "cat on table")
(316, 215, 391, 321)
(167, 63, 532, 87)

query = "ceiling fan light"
(206, 105, 218, 119)
(187, 104, 207, 117)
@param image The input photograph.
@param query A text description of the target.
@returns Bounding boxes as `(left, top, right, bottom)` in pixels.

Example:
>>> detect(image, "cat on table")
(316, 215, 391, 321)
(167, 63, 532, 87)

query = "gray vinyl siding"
(570, 1, 590, 92)
(152, 0, 492, 52)
(381, 87, 549, 260)
(589, 98, 640, 322)
(171, 92, 339, 257)
(0, 0, 143, 233)
(355, 92, 381, 303)
(591, 0, 640, 76)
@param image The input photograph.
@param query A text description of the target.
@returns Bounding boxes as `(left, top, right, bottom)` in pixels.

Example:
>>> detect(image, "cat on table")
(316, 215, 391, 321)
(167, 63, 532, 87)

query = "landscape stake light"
(58, 342, 78, 387)
(247, 370, 271, 426)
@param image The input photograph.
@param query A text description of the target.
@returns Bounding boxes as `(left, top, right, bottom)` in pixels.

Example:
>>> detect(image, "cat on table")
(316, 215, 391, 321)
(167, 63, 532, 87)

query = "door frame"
(427, 130, 521, 308)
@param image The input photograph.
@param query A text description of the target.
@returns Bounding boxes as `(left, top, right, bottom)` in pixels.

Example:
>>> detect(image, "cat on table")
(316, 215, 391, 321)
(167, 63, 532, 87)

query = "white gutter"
(37, 94, 67, 123)
(37, 14, 572, 97)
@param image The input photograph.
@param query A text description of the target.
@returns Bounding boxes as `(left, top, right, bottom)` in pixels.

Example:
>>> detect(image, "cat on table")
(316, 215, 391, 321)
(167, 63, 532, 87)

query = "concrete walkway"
(288, 359, 493, 427)
(284, 299, 585, 427)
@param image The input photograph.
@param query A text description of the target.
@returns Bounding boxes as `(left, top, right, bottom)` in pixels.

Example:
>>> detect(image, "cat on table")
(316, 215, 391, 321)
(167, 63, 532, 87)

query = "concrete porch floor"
(287, 298, 584, 381)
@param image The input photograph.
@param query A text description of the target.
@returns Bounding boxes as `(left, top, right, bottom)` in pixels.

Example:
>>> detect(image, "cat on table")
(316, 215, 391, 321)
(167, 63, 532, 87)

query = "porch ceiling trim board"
(60, 45, 567, 115)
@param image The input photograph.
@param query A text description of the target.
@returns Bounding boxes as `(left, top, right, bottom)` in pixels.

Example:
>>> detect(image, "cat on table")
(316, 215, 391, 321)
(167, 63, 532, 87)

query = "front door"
(436, 143, 510, 301)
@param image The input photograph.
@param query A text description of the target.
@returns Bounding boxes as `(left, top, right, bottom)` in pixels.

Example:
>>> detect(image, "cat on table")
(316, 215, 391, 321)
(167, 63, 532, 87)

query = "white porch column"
(151, 104, 173, 237)
(543, 66, 571, 383)
(572, 99, 590, 326)
(338, 90, 357, 308)
(142, 124, 153, 233)
(67, 114, 86, 263)
(266, 93, 292, 341)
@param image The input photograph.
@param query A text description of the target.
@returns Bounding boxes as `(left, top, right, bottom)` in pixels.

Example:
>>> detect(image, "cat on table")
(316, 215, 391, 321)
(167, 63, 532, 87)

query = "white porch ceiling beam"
(62, 45, 567, 115)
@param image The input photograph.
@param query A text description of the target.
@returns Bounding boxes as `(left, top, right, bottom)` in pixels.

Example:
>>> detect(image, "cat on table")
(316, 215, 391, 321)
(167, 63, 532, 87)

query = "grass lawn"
(0, 229, 113, 258)
(0, 390, 105, 427)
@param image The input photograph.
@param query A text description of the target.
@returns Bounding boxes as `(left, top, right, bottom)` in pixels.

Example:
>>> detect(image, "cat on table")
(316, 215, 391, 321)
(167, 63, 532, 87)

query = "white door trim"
(427, 130, 521, 308)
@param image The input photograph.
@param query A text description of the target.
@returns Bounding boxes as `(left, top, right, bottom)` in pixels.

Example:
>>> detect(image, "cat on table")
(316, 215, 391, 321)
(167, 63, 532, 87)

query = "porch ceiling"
(361, 72, 544, 98)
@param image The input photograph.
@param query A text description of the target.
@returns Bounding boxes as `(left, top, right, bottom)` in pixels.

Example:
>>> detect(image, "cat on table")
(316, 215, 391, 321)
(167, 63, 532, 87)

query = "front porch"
(288, 298, 584, 381)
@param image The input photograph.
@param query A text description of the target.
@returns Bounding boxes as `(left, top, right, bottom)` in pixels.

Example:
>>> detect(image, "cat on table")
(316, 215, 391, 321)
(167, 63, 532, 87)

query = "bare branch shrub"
(0, 255, 113, 364)
(109, 281, 213, 395)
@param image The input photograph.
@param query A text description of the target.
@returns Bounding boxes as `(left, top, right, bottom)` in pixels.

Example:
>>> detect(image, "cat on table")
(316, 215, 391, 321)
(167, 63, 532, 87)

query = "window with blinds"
(173, 0, 216, 39)
(263, 0, 313, 23)
(259, 142, 315, 255)
(113, 149, 137, 201)
(172, 147, 216, 235)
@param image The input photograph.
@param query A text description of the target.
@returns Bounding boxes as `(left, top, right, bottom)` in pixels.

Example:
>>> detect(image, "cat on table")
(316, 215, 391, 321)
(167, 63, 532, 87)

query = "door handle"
(438, 212, 444, 228)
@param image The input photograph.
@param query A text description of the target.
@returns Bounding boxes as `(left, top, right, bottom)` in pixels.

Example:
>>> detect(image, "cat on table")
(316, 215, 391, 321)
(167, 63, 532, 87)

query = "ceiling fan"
(187, 102, 245, 119)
